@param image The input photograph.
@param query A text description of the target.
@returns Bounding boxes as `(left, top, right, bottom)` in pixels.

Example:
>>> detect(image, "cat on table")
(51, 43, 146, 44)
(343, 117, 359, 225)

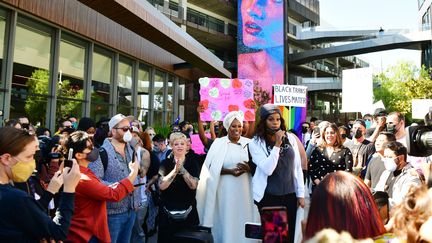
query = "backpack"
(99, 144, 135, 172)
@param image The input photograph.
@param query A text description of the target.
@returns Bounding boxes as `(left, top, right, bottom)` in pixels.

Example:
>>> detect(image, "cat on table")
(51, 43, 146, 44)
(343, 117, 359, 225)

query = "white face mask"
(383, 157, 398, 172)
(123, 130, 132, 143)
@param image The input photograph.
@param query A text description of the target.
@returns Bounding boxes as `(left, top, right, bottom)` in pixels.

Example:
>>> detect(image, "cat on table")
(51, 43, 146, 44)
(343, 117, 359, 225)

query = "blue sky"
(319, 0, 421, 72)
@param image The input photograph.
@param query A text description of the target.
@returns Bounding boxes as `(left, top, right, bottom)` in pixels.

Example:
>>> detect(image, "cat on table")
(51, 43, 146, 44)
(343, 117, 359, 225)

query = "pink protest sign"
(199, 78, 255, 121)
(190, 133, 208, 155)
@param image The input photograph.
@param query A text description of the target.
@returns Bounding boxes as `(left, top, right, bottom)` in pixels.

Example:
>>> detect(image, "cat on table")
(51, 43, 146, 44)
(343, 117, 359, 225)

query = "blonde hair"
(305, 228, 373, 243)
(169, 132, 187, 145)
(390, 185, 432, 242)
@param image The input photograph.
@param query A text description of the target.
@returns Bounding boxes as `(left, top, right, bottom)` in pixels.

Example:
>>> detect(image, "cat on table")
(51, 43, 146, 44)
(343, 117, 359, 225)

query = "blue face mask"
(365, 120, 372, 129)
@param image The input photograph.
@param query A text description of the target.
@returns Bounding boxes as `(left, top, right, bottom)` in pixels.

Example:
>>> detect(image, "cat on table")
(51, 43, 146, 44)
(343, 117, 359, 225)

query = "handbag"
(163, 206, 193, 221)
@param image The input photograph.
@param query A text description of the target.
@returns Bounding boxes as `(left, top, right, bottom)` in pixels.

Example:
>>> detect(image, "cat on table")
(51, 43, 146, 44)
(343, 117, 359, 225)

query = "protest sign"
(199, 77, 255, 121)
(273, 85, 308, 107)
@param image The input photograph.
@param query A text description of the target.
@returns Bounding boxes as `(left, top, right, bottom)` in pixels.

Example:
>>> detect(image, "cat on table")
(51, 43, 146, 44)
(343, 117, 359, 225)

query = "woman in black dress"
(309, 123, 353, 187)
(157, 132, 200, 243)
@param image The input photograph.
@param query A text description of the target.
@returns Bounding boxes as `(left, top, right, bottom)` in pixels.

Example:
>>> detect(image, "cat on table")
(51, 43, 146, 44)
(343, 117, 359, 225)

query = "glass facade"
(0, 7, 182, 130)
(117, 57, 133, 115)
(11, 17, 51, 126)
(91, 48, 112, 121)
(167, 75, 174, 123)
(58, 34, 85, 120)
(137, 64, 150, 124)
(153, 70, 165, 126)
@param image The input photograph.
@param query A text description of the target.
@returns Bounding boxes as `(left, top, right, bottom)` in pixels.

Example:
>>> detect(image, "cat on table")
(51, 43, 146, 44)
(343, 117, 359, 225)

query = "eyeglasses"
(114, 126, 132, 132)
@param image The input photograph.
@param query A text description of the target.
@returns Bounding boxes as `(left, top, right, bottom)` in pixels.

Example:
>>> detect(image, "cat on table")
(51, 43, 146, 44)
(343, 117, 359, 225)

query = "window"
(117, 57, 133, 115)
(167, 75, 174, 123)
(153, 70, 165, 125)
(57, 34, 86, 121)
(137, 64, 150, 124)
(91, 47, 112, 120)
(11, 17, 52, 126)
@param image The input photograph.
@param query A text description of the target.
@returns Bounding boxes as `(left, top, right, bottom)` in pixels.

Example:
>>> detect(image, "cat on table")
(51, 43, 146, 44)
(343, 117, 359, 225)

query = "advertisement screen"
(237, 0, 285, 106)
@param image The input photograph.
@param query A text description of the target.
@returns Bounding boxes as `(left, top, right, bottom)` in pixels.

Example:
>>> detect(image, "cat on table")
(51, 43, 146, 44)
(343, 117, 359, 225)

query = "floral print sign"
(199, 77, 255, 121)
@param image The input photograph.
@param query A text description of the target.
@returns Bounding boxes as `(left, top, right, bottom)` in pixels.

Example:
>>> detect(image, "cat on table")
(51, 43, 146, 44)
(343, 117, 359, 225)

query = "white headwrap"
(223, 111, 244, 130)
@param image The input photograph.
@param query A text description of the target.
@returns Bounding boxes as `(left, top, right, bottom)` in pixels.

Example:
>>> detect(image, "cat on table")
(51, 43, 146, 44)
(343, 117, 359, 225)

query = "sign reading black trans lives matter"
(273, 85, 308, 107)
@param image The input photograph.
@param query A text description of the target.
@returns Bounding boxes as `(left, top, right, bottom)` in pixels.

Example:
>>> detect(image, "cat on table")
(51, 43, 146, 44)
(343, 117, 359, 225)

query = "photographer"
(37, 133, 62, 185)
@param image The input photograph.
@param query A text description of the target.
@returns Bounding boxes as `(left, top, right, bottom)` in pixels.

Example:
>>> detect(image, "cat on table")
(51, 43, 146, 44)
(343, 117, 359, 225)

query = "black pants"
(255, 192, 298, 243)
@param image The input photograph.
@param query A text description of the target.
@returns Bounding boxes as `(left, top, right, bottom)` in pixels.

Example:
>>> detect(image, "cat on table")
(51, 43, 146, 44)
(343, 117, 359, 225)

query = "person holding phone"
(64, 131, 140, 243)
(249, 104, 306, 243)
(0, 127, 81, 242)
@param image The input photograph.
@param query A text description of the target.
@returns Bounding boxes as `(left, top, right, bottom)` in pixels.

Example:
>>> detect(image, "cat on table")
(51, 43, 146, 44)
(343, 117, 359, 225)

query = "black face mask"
(301, 127, 309, 134)
(266, 127, 280, 135)
(85, 148, 100, 162)
(34, 150, 43, 164)
(386, 124, 397, 134)
(341, 134, 348, 139)
(354, 129, 363, 139)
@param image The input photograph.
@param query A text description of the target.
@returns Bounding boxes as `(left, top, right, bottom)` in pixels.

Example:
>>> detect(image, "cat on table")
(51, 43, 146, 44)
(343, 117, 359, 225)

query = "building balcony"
(186, 0, 236, 20)
(288, 0, 320, 25)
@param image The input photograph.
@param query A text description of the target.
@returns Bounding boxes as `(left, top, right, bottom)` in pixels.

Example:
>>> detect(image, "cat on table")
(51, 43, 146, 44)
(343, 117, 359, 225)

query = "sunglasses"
(114, 126, 132, 132)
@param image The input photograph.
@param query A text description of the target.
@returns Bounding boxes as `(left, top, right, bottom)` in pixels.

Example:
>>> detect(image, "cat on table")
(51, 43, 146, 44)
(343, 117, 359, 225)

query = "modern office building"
(146, 0, 237, 121)
(0, 0, 230, 132)
(419, 0, 432, 67)
(154, 0, 369, 122)
(286, 0, 369, 121)
(0, 0, 371, 132)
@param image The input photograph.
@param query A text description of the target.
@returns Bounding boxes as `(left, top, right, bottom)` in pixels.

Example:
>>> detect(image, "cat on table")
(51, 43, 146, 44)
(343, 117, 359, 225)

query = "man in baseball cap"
(88, 113, 141, 242)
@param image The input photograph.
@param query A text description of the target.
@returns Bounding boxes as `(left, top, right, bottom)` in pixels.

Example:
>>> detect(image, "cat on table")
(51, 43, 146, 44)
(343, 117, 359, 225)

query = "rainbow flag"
(280, 106, 307, 141)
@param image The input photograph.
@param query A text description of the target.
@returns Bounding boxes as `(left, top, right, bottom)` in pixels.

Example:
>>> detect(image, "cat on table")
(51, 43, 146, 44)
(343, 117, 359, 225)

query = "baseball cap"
(108, 114, 134, 131)
(260, 104, 281, 119)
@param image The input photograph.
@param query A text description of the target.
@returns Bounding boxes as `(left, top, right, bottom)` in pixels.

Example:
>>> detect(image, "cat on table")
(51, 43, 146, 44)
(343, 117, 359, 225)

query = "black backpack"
(99, 145, 135, 172)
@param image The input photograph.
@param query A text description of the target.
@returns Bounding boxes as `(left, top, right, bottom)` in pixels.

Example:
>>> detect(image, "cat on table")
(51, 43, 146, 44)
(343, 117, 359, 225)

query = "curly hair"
(390, 185, 432, 242)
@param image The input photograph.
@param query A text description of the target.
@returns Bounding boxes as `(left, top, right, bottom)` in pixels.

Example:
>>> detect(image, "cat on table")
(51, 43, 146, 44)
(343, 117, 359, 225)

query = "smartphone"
(245, 222, 262, 239)
(260, 206, 289, 243)
(132, 150, 136, 163)
(64, 148, 73, 168)
(313, 127, 320, 137)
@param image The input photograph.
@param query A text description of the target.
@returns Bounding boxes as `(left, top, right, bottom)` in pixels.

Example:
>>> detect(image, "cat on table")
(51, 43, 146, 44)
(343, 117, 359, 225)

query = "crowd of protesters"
(1, 104, 432, 243)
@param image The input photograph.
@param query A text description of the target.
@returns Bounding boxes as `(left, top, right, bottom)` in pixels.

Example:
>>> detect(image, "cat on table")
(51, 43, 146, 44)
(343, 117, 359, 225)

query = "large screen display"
(237, 0, 284, 106)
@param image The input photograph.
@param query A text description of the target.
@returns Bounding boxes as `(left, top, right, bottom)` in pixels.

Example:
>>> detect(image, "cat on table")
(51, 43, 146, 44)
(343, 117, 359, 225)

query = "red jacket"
(66, 166, 134, 243)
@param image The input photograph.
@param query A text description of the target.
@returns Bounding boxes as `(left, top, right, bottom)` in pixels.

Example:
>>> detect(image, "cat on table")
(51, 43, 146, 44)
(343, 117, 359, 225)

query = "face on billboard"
(241, 0, 284, 49)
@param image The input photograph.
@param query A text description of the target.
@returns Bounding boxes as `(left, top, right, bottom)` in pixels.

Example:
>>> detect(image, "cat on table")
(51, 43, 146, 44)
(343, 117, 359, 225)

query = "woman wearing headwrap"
(196, 111, 259, 243)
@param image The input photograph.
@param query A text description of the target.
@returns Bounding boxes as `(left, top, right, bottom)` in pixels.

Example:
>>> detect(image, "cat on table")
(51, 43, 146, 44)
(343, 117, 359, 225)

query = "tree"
(373, 61, 432, 123)
(25, 69, 83, 125)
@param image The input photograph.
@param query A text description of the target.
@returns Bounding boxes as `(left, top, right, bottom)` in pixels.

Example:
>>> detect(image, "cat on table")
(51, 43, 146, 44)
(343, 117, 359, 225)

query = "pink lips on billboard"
(245, 21, 262, 35)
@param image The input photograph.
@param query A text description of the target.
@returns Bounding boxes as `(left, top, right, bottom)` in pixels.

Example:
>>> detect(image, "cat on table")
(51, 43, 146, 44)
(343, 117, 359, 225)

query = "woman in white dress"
(196, 111, 259, 243)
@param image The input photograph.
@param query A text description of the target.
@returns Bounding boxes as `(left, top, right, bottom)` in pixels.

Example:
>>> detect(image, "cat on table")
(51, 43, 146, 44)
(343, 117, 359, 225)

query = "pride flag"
(280, 106, 307, 141)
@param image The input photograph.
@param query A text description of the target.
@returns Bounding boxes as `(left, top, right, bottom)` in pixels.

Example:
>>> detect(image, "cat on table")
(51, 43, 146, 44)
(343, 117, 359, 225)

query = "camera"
(406, 125, 432, 157)
(38, 135, 61, 163)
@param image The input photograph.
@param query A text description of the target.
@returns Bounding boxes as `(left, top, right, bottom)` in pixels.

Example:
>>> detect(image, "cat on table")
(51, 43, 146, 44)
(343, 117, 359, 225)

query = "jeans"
(108, 210, 137, 243)
(131, 204, 148, 243)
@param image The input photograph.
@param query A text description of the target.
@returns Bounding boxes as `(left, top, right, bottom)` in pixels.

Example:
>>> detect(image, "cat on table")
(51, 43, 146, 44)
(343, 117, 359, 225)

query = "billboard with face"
(238, 0, 284, 106)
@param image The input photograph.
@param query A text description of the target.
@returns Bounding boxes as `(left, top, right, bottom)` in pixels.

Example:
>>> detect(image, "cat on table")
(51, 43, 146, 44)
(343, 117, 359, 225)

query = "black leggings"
(255, 192, 298, 243)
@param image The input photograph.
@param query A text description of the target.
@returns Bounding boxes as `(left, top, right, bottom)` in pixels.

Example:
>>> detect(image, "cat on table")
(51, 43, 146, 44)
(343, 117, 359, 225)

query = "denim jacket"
(89, 138, 141, 214)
